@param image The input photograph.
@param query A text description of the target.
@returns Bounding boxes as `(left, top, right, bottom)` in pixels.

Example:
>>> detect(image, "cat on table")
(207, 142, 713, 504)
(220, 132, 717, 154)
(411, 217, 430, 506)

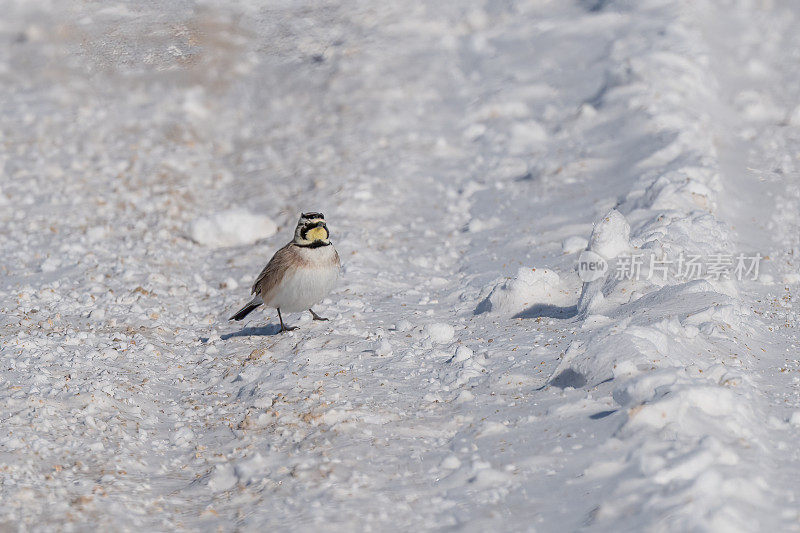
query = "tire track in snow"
(448, 0, 800, 530)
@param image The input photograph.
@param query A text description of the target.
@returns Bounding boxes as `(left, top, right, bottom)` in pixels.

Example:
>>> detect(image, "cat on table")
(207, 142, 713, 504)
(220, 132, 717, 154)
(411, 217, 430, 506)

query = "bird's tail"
(230, 297, 263, 321)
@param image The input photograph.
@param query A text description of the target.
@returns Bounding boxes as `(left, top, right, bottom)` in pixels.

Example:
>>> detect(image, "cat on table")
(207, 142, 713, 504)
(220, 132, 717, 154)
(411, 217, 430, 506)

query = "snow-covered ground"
(2, 0, 800, 530)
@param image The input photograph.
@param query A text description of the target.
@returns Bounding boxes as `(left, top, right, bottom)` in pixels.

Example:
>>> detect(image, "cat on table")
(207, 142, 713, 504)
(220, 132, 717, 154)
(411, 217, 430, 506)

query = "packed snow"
(2, 0, 800, 531)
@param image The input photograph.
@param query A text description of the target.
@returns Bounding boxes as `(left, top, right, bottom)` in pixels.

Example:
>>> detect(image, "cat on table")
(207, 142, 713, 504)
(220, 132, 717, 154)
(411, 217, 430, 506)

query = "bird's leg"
(277, 308, 297, 332)
(309, 308, 329, 321)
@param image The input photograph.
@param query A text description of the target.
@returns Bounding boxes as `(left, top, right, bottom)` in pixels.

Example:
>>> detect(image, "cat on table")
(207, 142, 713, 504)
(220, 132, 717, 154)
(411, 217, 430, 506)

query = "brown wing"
(251, 242, 294, 297)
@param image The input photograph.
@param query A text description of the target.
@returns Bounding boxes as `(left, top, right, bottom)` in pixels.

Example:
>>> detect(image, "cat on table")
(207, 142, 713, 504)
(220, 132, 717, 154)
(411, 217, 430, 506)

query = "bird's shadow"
(220, 324, 282, 339)
(513, 304, 578, 319)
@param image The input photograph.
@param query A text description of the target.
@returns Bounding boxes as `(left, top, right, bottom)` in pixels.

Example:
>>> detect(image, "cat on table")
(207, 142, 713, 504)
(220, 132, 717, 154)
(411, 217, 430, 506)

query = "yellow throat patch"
(306, 226, 327, 241)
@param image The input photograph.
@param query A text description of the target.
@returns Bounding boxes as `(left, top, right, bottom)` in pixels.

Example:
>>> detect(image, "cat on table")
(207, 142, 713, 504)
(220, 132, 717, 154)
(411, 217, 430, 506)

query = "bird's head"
(294, 212, 330, 246)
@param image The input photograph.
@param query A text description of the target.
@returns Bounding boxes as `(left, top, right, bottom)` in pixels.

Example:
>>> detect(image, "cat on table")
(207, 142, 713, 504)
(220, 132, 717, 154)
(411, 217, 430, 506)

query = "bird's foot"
(309, 309, 329, 321)
(277, 308, 297, 332)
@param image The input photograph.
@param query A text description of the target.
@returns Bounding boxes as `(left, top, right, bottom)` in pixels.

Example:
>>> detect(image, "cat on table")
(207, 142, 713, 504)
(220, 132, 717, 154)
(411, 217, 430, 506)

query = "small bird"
(230, 212, 340, 332)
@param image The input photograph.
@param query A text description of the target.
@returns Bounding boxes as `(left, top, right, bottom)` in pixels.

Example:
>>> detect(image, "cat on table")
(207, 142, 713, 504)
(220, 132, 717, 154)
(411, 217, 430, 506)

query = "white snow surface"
(3, 0, 800, 531)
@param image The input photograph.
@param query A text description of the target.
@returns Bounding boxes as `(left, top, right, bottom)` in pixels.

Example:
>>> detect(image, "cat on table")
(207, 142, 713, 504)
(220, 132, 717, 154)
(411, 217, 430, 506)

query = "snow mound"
(190, 209, 277, 249)
(588, 209, 630, 259)
(637, 169, 717, 212)
(426, 323, 455, 344)
(562, 235, 588, 254)
(577, 210, 632, 315)
(479, 267, 570, 316)
(508, 120, 548, 153)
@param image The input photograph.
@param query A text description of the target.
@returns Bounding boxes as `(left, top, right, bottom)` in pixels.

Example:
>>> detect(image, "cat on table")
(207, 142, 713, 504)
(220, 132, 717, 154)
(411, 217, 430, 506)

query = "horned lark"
(230, 212, 340, 332)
